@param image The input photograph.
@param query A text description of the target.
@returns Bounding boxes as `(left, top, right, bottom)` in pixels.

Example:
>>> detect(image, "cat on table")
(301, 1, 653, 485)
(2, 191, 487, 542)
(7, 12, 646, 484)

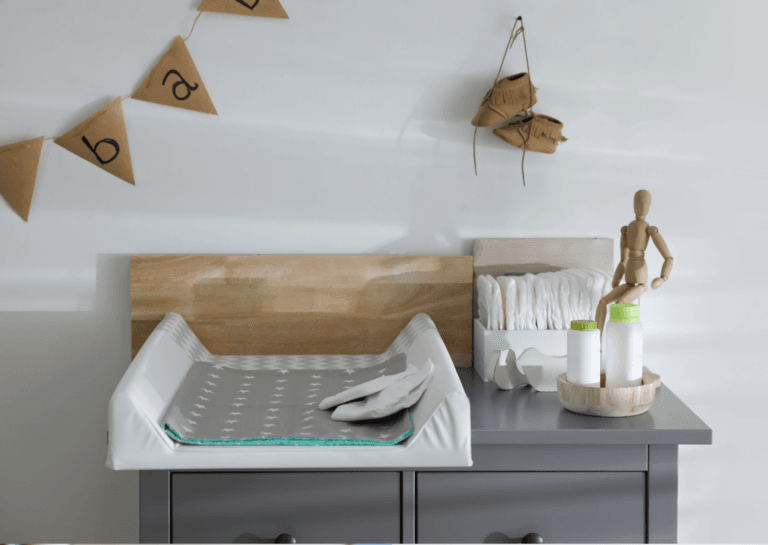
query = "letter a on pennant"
(55, 97, 135, 186)
(0, 136, 45, 222)
(132, 36, 217, 115)
(198, 0, 288, 19)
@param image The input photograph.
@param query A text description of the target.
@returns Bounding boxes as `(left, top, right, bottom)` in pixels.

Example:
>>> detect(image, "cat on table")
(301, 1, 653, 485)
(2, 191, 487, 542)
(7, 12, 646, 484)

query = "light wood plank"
(131, 255, 473, 366)
(473, 237, 614, 276)
(557, 371, 661, 417)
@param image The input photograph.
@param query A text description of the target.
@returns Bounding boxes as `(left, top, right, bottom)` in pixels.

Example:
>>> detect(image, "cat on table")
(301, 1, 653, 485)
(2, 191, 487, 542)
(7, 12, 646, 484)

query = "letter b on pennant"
(54, 97, 136, 185)
(81, 136, 120, 165)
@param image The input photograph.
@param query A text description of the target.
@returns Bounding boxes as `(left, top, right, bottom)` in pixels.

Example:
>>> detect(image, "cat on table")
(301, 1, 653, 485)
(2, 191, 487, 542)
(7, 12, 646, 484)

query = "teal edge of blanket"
(163, 412, 414, 447)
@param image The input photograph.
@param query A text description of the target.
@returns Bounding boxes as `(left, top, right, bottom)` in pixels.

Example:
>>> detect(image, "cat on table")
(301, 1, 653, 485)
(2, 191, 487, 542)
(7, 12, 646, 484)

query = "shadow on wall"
(0, 253, 139, 542)
(373, 218, 470, 256)
(373, 160, 472, 256)
(96, 253, 133, 335)
(398, 71, 528, 151)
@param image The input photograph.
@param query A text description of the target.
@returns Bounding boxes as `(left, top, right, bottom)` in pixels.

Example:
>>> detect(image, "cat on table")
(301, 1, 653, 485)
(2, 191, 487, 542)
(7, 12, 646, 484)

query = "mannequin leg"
(617, 283, 647, 304)
(596, 284, 633, 335)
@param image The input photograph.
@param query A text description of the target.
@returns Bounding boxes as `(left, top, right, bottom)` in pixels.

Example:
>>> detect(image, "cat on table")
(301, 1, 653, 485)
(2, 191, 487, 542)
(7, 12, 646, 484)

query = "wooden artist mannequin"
(595, 190, 674, 335)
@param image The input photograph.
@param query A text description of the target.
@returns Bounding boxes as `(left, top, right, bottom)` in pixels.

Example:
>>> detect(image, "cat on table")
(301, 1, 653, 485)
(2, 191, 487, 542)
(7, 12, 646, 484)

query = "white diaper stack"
(476, 268, 612, 330)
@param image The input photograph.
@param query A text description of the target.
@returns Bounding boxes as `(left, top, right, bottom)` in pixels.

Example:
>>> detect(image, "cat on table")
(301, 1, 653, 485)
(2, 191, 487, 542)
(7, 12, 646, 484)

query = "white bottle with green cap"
(567, 320, 600, 386)
(605, 303, 643, 388)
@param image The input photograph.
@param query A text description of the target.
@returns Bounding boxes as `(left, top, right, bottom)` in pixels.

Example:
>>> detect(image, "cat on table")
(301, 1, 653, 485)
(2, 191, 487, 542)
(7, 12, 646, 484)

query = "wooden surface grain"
(473, 237, 614, 276)
(131, 255, 473, 365)
(557, 370, 661, 417)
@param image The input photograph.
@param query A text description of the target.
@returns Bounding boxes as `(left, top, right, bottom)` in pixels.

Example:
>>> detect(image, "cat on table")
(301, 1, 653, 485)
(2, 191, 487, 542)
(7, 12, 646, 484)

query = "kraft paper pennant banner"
(132, 36, 217, 115)
(55, 97, 135, 186)
(198, 0, 289, 19)
(0, 136, 45, 222)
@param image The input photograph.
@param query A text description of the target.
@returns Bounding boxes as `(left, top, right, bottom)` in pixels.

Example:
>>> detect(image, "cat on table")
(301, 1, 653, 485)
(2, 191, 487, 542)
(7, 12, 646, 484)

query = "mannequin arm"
(649, 226, 673, 288)
(612, 226, 628, 288)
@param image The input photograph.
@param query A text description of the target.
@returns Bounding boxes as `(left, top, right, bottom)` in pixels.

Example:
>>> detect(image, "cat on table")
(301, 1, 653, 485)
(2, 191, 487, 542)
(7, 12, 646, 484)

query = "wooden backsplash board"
(473, 238, 614, 276)
(131, 255, 473, 366)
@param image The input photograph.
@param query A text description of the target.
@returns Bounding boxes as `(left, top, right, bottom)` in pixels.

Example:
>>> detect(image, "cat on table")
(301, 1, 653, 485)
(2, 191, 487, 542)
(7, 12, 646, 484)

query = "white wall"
(0, 0, 765, 541)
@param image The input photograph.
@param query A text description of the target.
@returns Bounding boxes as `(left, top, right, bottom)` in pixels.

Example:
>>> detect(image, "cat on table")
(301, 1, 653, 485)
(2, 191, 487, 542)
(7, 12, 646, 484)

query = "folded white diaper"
(487, 275, 504, 330)
(497, 275, 518, 330)
(566, 268, 593, 320)
(541, 272, 564, 329)
(476, 275, 493, 330)
(589, 267, 613, 296)
(320, 360, 435, 421)
(515, 275, 528, 330)
(544, 273, 557, 329)
(554, 271, 571, 329)
(532, 274, 549, 330)
(520, 273, 537, 330)
(559, 270, 581, 323)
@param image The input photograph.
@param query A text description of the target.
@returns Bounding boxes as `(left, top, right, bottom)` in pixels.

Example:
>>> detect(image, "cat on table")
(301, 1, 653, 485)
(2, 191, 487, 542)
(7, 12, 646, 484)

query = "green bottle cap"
(610, 303, 640, 323)
(571, 320, 597, 331)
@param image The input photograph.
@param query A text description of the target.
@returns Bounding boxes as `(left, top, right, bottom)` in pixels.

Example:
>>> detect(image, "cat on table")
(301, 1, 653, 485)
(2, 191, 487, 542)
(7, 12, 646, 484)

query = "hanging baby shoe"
(493, 113, 567, 154)
(473, 16, 539, 177)
(471, 72, 537, 127)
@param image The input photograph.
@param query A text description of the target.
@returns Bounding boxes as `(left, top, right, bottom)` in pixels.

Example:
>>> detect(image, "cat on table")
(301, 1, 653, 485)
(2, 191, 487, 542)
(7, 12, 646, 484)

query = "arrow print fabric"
(162, 353, 414, 446)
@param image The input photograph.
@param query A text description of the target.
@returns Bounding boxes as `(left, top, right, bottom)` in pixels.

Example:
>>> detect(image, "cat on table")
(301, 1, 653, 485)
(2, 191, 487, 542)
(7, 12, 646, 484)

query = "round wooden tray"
(557, 370, 661, 418)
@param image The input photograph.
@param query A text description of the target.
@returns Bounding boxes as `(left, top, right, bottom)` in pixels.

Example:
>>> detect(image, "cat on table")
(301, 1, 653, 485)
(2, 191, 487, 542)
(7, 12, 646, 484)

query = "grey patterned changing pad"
(162, 354, 413, 446)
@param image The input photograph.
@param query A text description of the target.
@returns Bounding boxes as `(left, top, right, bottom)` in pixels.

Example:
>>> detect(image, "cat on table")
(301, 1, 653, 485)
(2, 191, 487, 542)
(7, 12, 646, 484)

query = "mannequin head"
(634, 189, 651, 219)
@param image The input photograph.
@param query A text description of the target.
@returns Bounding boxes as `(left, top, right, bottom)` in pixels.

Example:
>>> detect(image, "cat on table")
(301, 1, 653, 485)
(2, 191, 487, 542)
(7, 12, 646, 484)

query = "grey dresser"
(139, 367, 712, 544)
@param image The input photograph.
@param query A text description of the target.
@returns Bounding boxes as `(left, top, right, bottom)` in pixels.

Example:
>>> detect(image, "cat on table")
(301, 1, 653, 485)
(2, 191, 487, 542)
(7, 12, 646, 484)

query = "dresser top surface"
(458, 367, 712, 445)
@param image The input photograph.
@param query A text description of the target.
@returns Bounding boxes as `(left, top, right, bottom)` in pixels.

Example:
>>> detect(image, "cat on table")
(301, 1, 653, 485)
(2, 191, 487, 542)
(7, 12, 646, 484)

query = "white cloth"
(589, 267, 613, 296)
(515, 275, 528, 330)
(541, 272, 564, 329)
(532, 273, 549, 330)
(583, 268, 605, 320)
(487, 275, 504, 330)
(496, 276, 517, 330)
(520, 273, 536, 330)
(543, 273, 556, 329)
(323, 360, 436, 421)
(554, 271, 571, 329)
(565, 268, 593, 320)
(318, 364, 419, 410)
(476, 275, 493, 330)
(559, 270, 581, 324)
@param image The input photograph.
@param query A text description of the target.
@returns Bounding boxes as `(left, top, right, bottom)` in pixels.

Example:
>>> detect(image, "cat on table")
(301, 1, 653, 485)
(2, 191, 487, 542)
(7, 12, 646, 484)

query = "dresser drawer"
(416, 471, 645, 544)
(171, 472, 400, 543)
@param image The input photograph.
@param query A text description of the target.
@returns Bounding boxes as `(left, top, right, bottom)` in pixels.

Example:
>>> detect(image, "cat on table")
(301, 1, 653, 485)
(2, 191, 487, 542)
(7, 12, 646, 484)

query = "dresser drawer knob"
(234, 532, 297, 543)
(509, 532, 544, 543)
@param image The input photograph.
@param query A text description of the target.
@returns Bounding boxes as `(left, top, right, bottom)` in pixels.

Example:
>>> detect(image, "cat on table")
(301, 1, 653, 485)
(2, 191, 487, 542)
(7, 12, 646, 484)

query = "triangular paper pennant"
(54, 97, 136, 186)
(132, 36, 217, 115)
(198, 0, 288, 19)
(0, 136, 45, 222)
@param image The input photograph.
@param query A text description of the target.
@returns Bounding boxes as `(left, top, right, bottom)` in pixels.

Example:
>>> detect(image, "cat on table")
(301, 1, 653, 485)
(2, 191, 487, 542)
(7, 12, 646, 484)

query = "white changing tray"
(107, 313, 472, 470)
